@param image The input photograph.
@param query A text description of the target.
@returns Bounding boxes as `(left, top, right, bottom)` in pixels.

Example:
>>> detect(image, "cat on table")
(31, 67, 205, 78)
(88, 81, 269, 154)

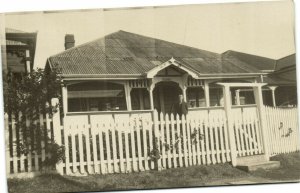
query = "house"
(1, 28, 37, 77)
(45, 30, 297, 117)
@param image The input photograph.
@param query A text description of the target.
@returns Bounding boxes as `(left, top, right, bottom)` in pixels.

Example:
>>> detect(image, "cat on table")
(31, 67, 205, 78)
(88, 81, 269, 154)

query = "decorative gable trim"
(146, 57, 199, 79)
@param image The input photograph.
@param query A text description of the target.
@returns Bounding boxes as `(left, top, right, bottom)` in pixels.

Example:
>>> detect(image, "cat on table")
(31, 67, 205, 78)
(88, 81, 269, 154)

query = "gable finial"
(169, 57, 175, 63)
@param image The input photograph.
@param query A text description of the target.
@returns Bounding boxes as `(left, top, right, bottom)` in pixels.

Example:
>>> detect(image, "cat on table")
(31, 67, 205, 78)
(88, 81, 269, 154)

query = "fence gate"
(232, 106, 264, 157)
(219, 82, 269, 166)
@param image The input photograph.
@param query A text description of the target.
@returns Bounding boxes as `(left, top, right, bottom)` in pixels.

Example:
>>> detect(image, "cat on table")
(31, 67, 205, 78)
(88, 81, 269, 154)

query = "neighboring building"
(45, 31, 297, 116)
(2, 28, 37, 77)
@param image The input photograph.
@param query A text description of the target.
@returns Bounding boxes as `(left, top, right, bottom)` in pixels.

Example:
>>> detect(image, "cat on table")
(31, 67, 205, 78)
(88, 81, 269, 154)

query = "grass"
(251, 152, 300, 181)
(7, 152, 300, 193)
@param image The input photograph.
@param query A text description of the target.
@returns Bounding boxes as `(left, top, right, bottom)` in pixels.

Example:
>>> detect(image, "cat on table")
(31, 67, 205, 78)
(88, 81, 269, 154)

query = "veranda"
(5, 81, 300, 178)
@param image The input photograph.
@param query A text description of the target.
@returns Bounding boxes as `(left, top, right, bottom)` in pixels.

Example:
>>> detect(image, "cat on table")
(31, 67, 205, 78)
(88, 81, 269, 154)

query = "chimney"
(64, 34, 75, 50)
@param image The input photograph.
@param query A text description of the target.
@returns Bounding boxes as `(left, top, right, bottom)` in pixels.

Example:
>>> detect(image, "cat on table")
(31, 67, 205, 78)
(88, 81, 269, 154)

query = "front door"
(153, 81, 182, 114)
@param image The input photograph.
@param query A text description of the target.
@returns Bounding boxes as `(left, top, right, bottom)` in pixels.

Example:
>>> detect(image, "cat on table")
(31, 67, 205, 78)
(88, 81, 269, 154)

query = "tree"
(3, 68, 64, 169)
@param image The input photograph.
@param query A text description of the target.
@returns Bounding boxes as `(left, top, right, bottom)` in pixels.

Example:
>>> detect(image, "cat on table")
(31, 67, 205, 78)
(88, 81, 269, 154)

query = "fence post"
(222, 85, 237, 166)
(51, 98, 64, 174)
(4, 113, 10, 176)
(253, 86, 269, 159)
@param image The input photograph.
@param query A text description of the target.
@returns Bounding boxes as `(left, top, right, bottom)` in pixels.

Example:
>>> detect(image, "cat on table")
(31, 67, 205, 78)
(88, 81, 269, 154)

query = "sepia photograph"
(0, 0, 299, 193)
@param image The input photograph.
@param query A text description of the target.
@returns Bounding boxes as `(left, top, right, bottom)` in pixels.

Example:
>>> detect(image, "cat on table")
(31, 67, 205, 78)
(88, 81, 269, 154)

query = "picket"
(165, 114, 171, 169)
(219, 118, 225, 163)
(199, 119, 206, 165)
(148, 119, 154, 170)
(214, 117, 221, 163)
(186, 115, 192, 166)
(111, 122, 118, 173)
(26, 114, 32, 173)
(135, 118, 144, 171)
(160, 112, 166, 169)
(181, 115, 189, 167)
(118, 122, 125, 173)
(195, 118, 201, 165)
(223, 116, 231, 162)
(98, 123, 106, 174)
(176, 114, 183, 167)
(142, 118, 149, 171)
(170, 114, 177, 168)
(204, 117, 211, 165)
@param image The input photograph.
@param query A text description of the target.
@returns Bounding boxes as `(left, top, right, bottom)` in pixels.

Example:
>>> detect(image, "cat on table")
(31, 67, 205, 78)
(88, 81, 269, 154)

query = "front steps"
(236, 154, 280, 172)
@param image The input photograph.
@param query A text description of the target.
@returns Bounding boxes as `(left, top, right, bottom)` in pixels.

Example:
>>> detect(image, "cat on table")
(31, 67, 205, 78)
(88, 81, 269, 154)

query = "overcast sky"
(2, 0, 295, 69)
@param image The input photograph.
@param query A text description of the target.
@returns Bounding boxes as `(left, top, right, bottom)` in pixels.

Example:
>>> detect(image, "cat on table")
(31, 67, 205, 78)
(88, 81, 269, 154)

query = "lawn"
(7, 152, 300, 193)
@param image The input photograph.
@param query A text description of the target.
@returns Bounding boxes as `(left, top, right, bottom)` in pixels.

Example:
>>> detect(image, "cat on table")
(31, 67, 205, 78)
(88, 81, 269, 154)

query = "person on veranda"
(171, 94, 188, 117)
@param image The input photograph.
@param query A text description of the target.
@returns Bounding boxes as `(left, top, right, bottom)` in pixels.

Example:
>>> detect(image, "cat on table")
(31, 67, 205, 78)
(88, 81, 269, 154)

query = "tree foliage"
(3, 68, 61, 115)
(3, 68, 64, 168)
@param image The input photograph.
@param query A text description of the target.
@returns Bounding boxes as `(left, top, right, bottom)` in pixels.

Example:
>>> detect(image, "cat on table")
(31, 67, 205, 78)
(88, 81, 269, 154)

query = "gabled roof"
(222, 50, 276, 72)
(48, 30, 264, 78)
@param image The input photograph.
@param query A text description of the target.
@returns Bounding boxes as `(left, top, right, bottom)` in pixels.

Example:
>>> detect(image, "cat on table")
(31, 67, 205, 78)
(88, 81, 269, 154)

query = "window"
(231, 88, 255, 105)
(67, 81, 127, 112)
(130, 88, 150, 110)
(209, 87, 223, 106)
(187, 87, 206, 108)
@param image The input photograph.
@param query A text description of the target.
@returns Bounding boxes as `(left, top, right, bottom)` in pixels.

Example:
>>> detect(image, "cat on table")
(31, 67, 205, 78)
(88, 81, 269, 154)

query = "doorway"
(153, 81, 182, 114)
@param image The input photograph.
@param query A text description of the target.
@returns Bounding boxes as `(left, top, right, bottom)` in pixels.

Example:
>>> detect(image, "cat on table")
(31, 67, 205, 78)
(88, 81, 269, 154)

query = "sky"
(2, 0, 296, 69)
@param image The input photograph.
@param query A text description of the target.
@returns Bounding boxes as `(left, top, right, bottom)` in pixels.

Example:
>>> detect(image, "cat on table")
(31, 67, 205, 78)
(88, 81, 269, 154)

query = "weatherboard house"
(4, 30, 296, 176)
(45, 31, 297, 118)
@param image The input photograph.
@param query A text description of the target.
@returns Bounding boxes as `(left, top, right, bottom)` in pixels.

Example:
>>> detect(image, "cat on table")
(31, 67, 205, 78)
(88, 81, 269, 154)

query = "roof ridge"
(277, 53, 296, 61)
(116, 30, 220, 56)
(5, 27, 29, 33)
(222, 50, 276, 60)
(50, 30, 123, 58)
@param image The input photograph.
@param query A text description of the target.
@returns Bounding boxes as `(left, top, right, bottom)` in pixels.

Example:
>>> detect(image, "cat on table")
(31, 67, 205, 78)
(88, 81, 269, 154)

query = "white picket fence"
(4, 104, 300, 178)
(264, 106, 300, 155)
(58, 109, 232, 176)
(4, 111, 54, 178)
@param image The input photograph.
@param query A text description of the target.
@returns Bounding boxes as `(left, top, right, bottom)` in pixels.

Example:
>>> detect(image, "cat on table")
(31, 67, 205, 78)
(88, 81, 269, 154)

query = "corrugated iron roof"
(222, 50, 276, 71)
(264, 66, 296, 86)
(48, 30, 267, 77)
(275, 54, 296, 71)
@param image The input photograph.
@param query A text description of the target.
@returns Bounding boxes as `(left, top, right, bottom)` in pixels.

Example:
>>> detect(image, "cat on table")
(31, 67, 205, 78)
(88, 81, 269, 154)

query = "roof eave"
(61, 74, 145, 81)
